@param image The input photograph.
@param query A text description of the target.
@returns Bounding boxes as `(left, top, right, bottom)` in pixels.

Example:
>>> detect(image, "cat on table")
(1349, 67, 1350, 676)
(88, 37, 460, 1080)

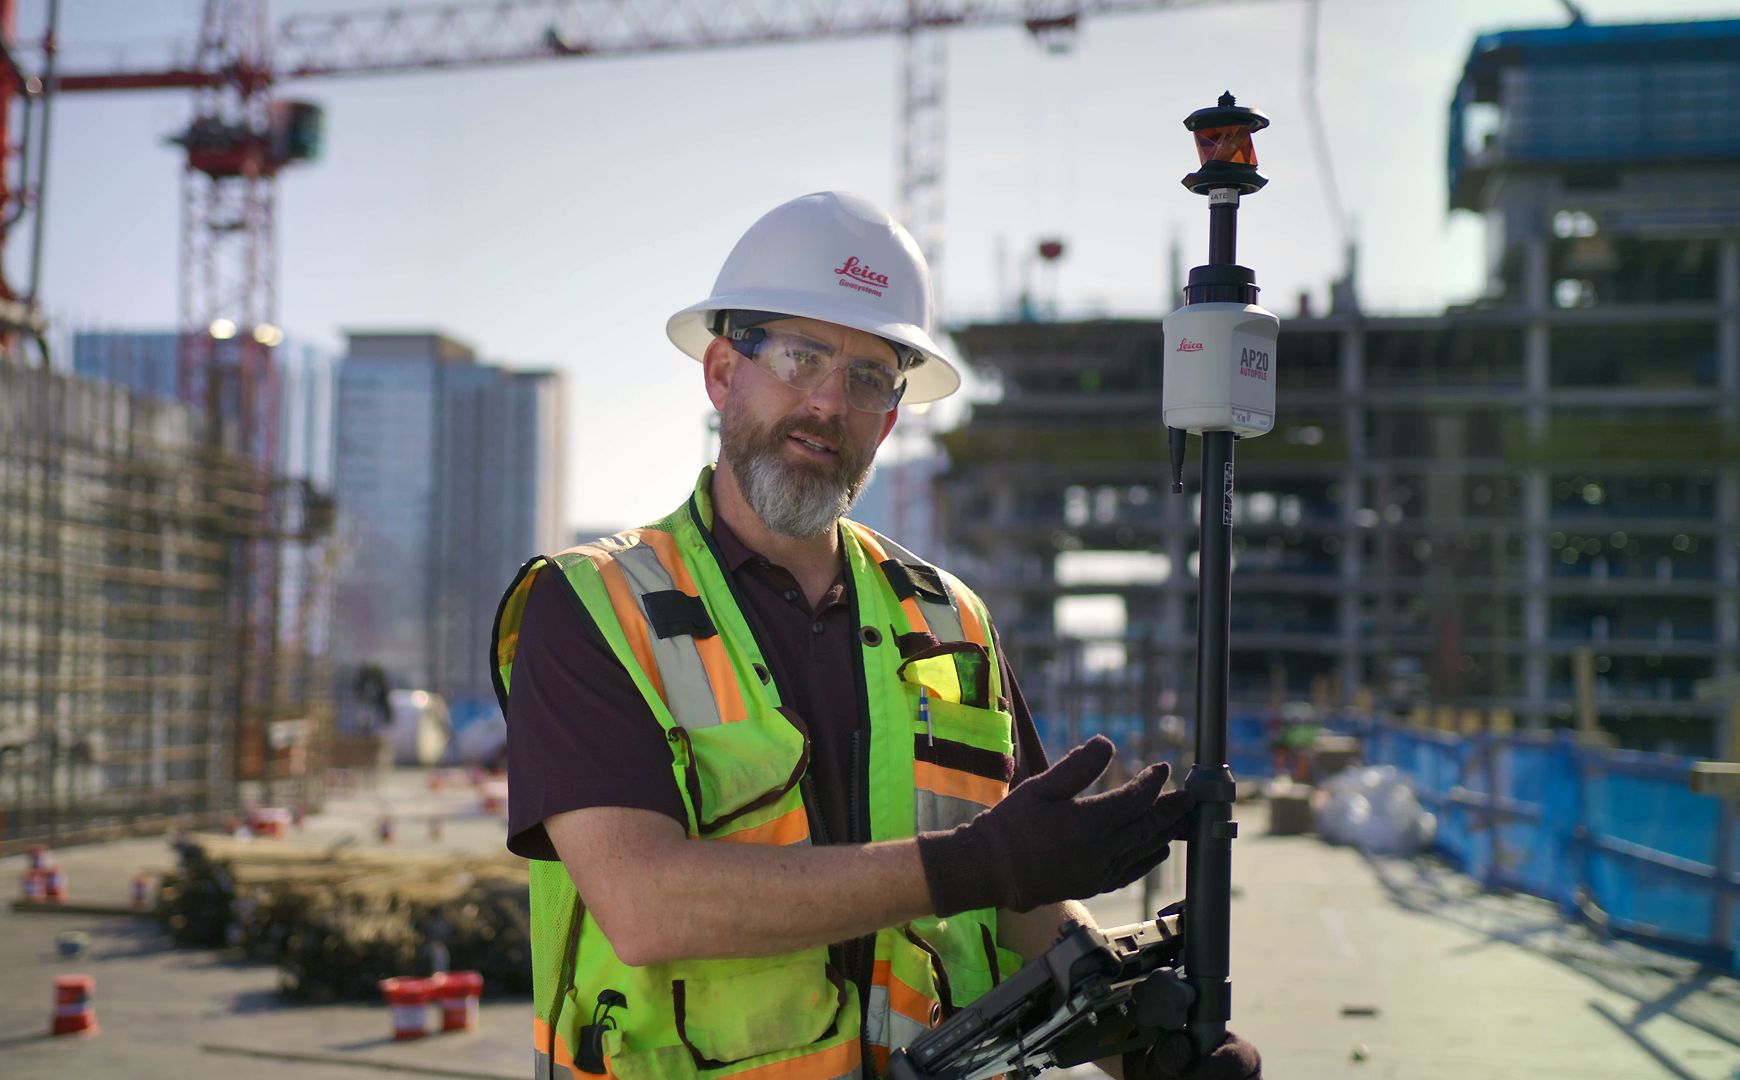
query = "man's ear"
(877, 407, 899, 446)
(702, 337, 736, 411)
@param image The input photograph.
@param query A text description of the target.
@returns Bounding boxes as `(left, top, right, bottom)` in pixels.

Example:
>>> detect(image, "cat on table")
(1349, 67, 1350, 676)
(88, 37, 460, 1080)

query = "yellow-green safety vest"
(492, 467, 1025, 1080)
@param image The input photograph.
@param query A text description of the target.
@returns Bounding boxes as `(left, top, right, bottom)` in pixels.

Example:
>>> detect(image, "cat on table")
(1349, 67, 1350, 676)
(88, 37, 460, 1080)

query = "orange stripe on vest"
(873, 960, 941, 1027)
(728, 1034, 862, 1080)
(595, 556, 664, 704)
(955, 591, 989, 648)
(714, 805, 809, 846)
(914, 761, 1009, 807)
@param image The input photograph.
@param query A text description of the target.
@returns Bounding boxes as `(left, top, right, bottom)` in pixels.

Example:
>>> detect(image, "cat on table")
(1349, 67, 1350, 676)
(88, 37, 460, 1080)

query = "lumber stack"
(158, 834, 532, 1002)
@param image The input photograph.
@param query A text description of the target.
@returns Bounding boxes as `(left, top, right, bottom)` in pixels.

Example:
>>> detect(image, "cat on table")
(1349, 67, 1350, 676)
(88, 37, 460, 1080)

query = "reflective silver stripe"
(613, 540, 725, 732)
(532, 1046, 571, 1080)
(865, 985, 932, 1055)
(865, 528, 965, 643)
(915, 790, 992, 833)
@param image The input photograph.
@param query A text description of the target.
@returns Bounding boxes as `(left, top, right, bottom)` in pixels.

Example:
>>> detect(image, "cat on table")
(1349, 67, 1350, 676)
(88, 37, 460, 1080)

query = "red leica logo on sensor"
(834, 256, 890, 287)
(1176, 339, 1205, 352)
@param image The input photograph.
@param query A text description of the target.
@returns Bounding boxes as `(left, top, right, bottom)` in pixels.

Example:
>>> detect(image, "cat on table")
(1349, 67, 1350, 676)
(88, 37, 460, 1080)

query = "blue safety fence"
(1031, 710, 1273, 781)
(1362, 722, 1740, 970)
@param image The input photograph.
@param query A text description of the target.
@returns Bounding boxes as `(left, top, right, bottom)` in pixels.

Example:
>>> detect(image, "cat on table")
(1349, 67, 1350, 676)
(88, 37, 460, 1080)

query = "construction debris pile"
(158, 834, 532, 1002)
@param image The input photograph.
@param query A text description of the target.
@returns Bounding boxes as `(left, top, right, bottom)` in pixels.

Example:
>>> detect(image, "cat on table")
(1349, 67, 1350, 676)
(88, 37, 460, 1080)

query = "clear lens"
(746, 330, 905, 413)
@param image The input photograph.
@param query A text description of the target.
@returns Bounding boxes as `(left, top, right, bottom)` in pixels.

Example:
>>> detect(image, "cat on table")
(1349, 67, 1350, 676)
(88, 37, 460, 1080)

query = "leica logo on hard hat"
(1176, 339, 1205, 352)
(834, 256, 890, 297)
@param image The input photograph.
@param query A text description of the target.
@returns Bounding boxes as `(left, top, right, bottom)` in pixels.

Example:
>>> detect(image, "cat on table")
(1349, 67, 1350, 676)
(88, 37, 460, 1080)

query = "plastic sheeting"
(1316, 765, 1437, 854)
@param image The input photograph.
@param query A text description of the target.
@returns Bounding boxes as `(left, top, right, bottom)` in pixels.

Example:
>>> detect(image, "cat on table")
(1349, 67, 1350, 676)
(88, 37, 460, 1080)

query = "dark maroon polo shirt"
(505, 513, 1048, 860)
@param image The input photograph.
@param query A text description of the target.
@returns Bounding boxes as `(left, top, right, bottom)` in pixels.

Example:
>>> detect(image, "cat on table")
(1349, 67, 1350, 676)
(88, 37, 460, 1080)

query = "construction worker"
(495, 191, 1260, 1080)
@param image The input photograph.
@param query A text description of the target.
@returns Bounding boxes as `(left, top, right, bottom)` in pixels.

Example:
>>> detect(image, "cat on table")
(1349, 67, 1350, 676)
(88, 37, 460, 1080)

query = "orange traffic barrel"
(51, 975, 98, 1036)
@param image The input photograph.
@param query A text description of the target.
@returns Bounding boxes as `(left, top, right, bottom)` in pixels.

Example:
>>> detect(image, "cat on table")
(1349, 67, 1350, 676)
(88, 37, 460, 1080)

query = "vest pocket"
(670, 950, 846, 1068)
(672, 706, 809, 836)
(909, 684, 1015, 834)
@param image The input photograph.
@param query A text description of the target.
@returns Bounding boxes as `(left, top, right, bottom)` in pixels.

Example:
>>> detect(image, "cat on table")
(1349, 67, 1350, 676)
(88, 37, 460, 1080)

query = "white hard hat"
(667, 191, 961, 404)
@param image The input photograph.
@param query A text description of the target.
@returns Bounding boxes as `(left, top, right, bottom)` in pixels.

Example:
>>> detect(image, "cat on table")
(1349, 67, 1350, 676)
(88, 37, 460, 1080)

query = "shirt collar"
(709, 512, 848, 596)
(709, 511, 771, 573)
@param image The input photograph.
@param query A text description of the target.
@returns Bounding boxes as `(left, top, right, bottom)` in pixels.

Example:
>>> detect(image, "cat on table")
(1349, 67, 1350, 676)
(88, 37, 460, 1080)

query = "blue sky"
(20, 0, 1739, 530)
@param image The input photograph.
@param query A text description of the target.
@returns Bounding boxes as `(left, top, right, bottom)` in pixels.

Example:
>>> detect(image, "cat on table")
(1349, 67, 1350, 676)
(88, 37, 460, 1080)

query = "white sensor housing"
(1161, 302, 1279, 437)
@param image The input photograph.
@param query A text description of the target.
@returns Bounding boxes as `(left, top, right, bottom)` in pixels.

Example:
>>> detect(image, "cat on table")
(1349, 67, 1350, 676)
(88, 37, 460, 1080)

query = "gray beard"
(722, 411, 874, 540)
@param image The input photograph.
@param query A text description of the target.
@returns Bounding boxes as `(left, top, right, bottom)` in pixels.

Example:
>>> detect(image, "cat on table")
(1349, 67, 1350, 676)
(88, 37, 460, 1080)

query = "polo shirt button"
(811, 622, 825, 635)
(783, 589, 799, 602)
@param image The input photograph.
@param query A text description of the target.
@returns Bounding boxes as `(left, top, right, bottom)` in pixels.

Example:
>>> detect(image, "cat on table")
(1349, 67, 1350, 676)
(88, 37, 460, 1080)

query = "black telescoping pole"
(1180, 188, 1250, 1058)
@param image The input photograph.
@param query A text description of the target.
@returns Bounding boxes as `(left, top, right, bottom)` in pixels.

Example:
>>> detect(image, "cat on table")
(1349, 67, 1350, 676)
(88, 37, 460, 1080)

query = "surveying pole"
(1163, 91, 1278, 1056)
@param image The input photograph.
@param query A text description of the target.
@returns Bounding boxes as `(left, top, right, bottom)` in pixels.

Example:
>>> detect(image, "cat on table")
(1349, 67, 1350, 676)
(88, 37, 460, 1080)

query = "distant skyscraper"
(332, 332, 565, 712)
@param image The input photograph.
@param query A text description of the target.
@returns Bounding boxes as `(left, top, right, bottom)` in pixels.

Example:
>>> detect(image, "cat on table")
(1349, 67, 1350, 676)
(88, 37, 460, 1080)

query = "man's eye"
(788, 349, 825, 368)
(851, 364, 894, 391)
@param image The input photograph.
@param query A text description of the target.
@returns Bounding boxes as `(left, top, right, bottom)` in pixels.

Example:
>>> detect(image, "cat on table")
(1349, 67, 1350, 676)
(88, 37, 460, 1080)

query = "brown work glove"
(916, 735, 1195, 916)
(1124, 1032, 1262, 1080)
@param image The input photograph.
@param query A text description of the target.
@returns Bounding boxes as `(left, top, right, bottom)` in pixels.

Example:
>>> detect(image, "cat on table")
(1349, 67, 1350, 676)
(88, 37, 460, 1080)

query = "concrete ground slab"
(1066, 800, 1740, 1080)
(7, 778, 1740, 1078)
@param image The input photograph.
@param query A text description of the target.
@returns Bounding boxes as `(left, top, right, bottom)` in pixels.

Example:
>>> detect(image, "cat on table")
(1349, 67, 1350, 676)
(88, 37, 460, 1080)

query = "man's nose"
(803, 363, 852, 416)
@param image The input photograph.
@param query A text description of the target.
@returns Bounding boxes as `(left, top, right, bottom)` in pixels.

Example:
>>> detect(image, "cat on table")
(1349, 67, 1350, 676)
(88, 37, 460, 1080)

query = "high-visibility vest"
(493, 467, 1025, 1080)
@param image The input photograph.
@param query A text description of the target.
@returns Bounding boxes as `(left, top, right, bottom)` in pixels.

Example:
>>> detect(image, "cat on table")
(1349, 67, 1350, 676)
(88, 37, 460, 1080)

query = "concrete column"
(1721, 241, 1740, 677)
(1720, 471, 1738, 677)
(1162, 479, 1190, 712)
(1526, 321, 1551, 440)
(1721, 239, 1739, 431)
(1523, 307, 1552, 724)
(1163, 515, 1187, 646)
(1525, 470, 1550, 728)
(1340, 325, 1365, 705)
(1526, 237, 1552, 314)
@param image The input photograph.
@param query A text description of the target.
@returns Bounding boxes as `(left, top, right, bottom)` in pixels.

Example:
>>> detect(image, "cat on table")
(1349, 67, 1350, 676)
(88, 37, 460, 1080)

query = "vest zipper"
(847, 727, 880, 1077)
(848, 729, 864, 845)
(800, 774, 830, 845)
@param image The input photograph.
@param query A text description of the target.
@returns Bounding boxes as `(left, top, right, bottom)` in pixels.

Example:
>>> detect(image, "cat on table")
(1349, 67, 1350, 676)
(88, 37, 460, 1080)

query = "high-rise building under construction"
(941, 17, 1740, 757)
(2, 330, 337, 850)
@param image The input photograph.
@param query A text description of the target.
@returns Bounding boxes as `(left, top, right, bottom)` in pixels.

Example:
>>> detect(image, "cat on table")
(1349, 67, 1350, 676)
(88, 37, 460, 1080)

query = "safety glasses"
(729, 327, 907, 414)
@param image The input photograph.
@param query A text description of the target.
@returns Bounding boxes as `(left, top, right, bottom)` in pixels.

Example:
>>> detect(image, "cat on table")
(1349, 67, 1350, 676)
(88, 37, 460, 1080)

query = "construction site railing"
(1361, 721, 1740, 970)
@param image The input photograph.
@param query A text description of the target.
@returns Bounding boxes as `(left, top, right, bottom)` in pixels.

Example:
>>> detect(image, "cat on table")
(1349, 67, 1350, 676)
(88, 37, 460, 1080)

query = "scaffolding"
(0, 352, 333, 852)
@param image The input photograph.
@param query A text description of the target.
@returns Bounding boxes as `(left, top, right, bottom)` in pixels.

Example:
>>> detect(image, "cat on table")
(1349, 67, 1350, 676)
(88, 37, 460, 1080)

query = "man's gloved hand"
(1123, 1032, 1262, 1080)
(916, 735, 1195, 916)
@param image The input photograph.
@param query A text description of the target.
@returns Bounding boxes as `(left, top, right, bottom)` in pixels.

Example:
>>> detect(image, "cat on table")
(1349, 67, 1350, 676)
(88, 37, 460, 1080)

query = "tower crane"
(24, 0, 1265, 392)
